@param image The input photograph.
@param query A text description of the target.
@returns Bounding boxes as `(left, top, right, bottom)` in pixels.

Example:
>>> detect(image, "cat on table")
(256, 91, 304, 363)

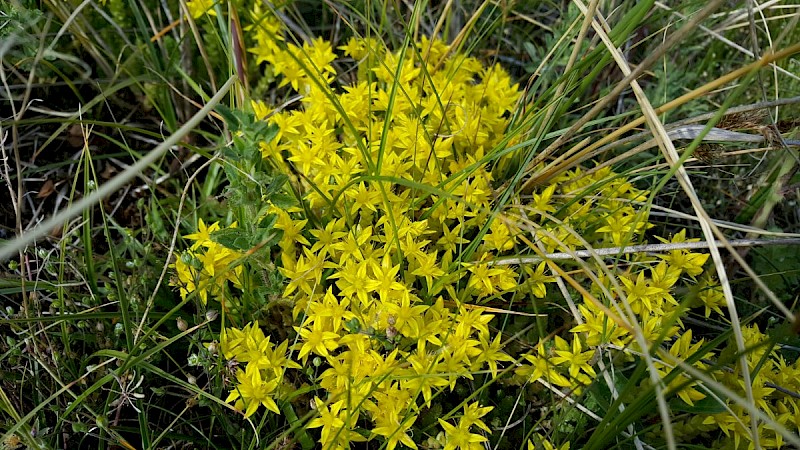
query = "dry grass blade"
(571, 2, 746, 448)
(573, 3, 797, 448)
(494, 237, 800, 265)
(0, 76, 237, 262)
(517, 0, 729, 194)
(133, 155, 219, 342)
(654, 1, 800, 83)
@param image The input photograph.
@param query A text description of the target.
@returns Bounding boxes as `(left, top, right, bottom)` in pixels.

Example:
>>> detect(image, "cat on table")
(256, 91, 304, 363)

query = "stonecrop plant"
(171, 2, 800, 449)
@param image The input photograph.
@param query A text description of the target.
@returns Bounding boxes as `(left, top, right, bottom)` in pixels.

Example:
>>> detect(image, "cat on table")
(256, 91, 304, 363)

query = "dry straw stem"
(654, 1, 800, 82)
(512, 209, 649, 447)
(1, 23, 55, 303)
(133, 155, 219, 343)
(642, 201, 800, 240)
(540, 0, 600, 127)
(180, 1, 219, 92)
(426, 0, 454, 60)
(641, 99, 798, 323)
(534, 378, 659, 450)
(513, 208, 672, 450)
(492, 237, 800, 265)
(516, 3, 800, 336)
(525, 40, 800, 189)
(576, 3, 797, 448)
(517, 0, 729, 194)
(437, 0, 492, 68)
(43, 0, 116, 77)
(0, 76, 238, 263)
(568, 4, 724, 448)
(511, 210, 638, 335)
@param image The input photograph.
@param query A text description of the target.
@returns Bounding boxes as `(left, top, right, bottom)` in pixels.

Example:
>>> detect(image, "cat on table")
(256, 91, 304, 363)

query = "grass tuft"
(2, 1, 800, 449)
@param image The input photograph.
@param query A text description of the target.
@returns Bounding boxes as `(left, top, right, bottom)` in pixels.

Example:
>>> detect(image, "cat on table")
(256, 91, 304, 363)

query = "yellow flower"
(366, 255, 406, 302)
(383, 292, 427, 338)
(550, 335, 596, 378)
(516, 341, 571, 388)
(250, 99, 270, 120)
(619, 271, 662, 315)
(523, 262, 555, 299)
(464, 256, 508, 298)
(294, 321, 340, 361)
(528, 434, 571, 450)
(697, 277, 726, 317)
(438, 417, 488, 450)
(460, 402, 493, 432)
(185, 0, 216, 19)
(401, 343, 449, 406)
(411, 251, 445, 291)
(595, 213, 637, 246)
(371, 413, 418, 450)
(183, 218, 220, 250)
(225, 363, 280, 418)
(476, 333, 514, 378)
(656, 229, 710, 277)
(307, 397, 365, 449)
(656, 329, 708, 406)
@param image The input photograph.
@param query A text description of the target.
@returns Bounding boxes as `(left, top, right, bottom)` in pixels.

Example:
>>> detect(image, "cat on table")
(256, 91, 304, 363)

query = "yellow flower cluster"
(219, 321, 299, 418)
(254, 33, 521, 449)
(172, 219, 243, 305)
(173, 6, 800, 448)
(671, 323, 800, 449)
